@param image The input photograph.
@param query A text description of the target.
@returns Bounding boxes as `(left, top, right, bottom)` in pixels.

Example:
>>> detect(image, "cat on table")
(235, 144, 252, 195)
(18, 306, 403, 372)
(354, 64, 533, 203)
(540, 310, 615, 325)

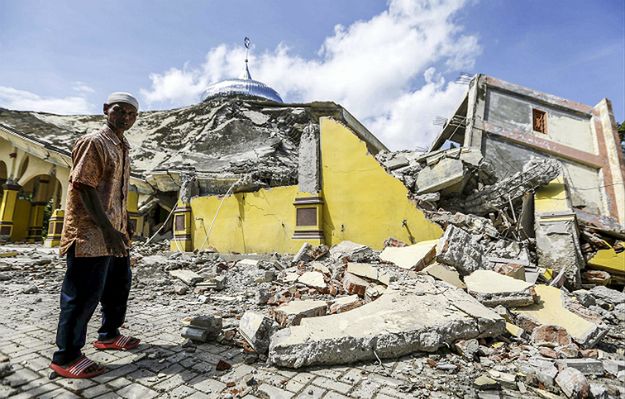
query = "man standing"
(50, 93, 140, 379)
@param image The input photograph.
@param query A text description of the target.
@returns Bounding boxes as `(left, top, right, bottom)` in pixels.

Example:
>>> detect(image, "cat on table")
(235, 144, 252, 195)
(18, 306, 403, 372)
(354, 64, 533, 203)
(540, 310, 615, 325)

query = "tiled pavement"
(0, 272, 457, 399)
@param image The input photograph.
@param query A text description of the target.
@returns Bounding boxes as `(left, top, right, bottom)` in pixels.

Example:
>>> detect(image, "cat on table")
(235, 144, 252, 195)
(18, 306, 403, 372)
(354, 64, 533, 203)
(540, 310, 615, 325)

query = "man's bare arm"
(77, 184, 128, 256)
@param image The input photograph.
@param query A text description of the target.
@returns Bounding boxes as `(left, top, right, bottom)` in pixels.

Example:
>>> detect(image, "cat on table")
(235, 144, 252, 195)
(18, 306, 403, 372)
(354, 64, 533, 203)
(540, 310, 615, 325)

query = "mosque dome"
(202, 72, 283, 103)
(202, 38, 283, 103)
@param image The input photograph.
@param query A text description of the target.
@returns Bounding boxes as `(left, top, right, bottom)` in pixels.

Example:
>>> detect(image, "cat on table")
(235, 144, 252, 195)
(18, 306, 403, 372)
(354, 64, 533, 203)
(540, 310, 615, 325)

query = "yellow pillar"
(0, 182, 20, 242)
(43, 209, 64, 248)
(127, 185, 143, 238)
(27, 177, 49, 242)
(292, 192, 324, 246)
(170, 200, 193, 252)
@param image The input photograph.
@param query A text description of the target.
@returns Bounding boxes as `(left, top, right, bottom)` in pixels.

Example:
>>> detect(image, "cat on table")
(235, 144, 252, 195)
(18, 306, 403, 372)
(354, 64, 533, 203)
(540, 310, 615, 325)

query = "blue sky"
(1, 0, 623, 150)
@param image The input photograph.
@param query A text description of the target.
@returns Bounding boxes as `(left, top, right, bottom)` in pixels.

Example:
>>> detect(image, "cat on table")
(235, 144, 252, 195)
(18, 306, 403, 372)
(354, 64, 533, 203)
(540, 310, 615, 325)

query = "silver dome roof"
(202, 63, 283, 103)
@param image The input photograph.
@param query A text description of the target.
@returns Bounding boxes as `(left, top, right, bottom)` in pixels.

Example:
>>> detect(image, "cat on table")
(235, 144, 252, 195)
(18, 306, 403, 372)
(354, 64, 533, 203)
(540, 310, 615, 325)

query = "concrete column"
(127, 184, 143, 238)
(43, 180, 63, 247)
(534, 175, 584, 289)
(292, 123, 324, 245)
(43, 209, 64, 248)
(170, 200, 193, 252)
(0, 181, 20, 242)
(27, 177, 49, 242)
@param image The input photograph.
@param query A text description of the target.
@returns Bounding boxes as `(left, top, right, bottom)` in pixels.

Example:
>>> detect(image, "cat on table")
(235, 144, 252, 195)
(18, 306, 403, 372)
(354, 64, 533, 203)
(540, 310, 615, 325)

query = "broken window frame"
(532, 108, 548, 134)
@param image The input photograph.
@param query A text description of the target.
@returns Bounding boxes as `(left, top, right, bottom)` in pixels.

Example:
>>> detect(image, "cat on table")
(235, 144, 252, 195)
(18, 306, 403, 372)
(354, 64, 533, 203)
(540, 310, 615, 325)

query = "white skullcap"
(106, 92, 139, 110)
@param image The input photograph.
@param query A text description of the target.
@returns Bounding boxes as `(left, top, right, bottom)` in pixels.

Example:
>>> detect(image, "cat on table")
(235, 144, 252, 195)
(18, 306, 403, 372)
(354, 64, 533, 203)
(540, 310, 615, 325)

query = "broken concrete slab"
(555, 367, 590, 399)
(169, 269, 204, 286)
(512, 285, 608, 348)
(555, 359, 604, 376)
(297, 271, 326, 290)
(492, 263, 526, 281)
(342, 272, 369, 297)
(238, 311, 278, 354)
(272, 300, 328, 327)
(460, 157, 561, 215)
(329, 241, 370, 262)
(416, 157, 466, 194)
(346, 263, 393, 285)
(421, 262, 466, 289)
(380, 240, 438, 271)
(268, 276, 505, 368)
(436, 225, 484, 275)
(329, 295, 363, 314)
(530, 325, 573, 348)
(465, 270, 537, 307)
(589, 285, 625, 305)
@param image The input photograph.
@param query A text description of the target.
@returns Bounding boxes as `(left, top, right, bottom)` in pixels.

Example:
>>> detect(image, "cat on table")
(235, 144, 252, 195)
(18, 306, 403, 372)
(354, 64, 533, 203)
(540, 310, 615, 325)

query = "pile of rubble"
(124, 150, 625, 398)
(124, 230, 624, 398)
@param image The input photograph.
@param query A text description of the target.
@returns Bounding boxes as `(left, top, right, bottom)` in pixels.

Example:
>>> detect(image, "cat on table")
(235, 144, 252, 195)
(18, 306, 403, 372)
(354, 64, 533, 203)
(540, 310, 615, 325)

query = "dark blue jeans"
(52, 245, 132, 365)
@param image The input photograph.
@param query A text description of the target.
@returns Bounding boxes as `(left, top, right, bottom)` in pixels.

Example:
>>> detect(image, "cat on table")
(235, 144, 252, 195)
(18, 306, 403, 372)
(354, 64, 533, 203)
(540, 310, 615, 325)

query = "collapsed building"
(1, 67, 625, 397)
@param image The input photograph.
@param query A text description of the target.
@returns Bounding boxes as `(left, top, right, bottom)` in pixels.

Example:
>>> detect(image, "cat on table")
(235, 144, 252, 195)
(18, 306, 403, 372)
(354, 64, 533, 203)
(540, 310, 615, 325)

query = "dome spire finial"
(242, 37, 252, 80)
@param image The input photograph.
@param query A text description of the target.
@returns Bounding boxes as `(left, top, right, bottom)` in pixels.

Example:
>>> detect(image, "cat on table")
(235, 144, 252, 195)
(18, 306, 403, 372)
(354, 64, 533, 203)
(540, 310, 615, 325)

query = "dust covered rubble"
(131, 236, 622, 397)
(127, 147, 624, 397)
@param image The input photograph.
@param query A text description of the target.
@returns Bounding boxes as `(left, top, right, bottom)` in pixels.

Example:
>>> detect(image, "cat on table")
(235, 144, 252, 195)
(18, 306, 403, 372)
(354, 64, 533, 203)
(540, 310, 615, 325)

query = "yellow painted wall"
(534, 175, 571, 214)
(320, 118, 442, 249)
(10, 199, 30, 241)
(190, 185, 301, 253)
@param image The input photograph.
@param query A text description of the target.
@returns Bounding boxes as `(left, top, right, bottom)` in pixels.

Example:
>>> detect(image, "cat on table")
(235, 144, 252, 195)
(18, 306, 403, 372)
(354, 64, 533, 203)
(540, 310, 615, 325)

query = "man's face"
(104, 102, 137, 133)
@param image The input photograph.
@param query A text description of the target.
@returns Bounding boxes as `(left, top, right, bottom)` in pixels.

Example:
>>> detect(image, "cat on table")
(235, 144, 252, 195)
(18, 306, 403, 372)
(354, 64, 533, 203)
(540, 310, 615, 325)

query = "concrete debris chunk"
(454, 339, 479, 360)
(237, 258, 259, 267)
(380, 240, 438, 271)
(297, 271, 326, 290)
(342, 272, 369, 297)
(238, 311, 278, 354)
(181, 326, 212, 342)
(329, 295, 363, 314)
(460, 157, 561, 215)
(329, 241, 370, 262)
(346, 263, 393, 285)
(268, 276, 505, 368)
(530, 325, 572, 348)
(512, 285, 608, 348)
(589, 285, 625, 305)
(473, 375, 500, 391)
(272, 300, 328, 327)
(416, 157, 466, 194)
(555, 367, 590, 399)
(465, 270, 537, 307)
(602, 359, 625, 377)
(169, 269, 204, 286)
(436, 225, 484, 275)
(330, 241, 367, 261)
(421, 262, 466, 289)
(492, 263, 526, 281)
(486, 370, 517, 389)
(555, 359, 604, 376)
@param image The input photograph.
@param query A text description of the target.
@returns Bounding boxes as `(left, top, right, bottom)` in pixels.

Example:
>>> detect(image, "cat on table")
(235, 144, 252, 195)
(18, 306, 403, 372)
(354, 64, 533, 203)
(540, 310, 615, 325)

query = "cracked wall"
(319, 117, 442, 249)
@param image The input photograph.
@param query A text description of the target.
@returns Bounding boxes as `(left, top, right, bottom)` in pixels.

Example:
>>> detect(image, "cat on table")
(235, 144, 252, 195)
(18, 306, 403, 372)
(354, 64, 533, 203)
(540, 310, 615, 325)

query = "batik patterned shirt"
(59, 125, 130, 257)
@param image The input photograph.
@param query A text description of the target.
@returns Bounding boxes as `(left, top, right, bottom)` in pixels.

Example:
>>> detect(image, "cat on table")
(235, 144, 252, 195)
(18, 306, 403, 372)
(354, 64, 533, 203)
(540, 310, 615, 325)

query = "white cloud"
(141, 0, 480, 150)
(0, 86, 94, 114)
(72, 81, 95, 94)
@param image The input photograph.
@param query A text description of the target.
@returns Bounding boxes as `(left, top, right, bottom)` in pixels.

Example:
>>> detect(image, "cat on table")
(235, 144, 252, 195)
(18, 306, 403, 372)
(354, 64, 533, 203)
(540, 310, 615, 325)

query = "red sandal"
(49, 355, 107, 379)
(93, 335, 140, 351)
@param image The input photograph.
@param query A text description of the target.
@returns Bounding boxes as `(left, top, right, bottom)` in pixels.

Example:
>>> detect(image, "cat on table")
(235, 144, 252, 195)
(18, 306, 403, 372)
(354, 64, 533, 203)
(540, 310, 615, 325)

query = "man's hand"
(103, 226, 128, 257)
(78, 184, 129, 257)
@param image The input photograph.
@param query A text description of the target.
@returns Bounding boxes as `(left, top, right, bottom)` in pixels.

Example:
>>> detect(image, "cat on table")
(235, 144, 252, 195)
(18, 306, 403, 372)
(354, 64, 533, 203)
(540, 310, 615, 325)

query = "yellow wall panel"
(191, 186, 300, 254)
(320, 118, 442, 249)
